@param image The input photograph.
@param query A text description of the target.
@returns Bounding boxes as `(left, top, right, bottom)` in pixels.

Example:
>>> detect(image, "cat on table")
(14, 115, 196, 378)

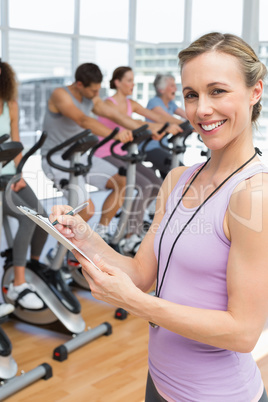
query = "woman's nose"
(196, 96, 213, 118)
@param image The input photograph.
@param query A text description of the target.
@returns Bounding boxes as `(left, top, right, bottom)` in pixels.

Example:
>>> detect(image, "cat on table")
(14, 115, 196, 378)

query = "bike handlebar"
(139, 122, 170, 155)
(0, 134, 10, 145)
(110, 124, 152, 163)
(46, 128, 120, 175)
(47, 130, 92, 159)
(159, 120, 193, 151)
(88, 127, 120, 158)
(17, 131, 47, 174)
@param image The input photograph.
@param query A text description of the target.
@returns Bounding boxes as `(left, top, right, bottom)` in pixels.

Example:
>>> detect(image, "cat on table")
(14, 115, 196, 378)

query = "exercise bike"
(0, 133, 52, 399)
(1, 130, 112, 362)
(58, 125, 153, 293)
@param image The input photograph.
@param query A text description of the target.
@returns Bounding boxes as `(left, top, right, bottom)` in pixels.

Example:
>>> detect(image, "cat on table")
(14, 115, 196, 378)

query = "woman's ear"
(250, 80, 263, 106)
(114, 79, 120, 89)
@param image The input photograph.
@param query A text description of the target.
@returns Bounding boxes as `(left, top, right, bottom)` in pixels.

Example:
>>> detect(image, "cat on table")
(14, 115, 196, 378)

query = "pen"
(52, 201, 89, 226)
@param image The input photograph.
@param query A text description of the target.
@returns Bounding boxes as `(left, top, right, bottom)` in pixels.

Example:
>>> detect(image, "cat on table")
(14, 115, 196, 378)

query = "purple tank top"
(95, 97, 132, 158)
(150, 161, 268, 401)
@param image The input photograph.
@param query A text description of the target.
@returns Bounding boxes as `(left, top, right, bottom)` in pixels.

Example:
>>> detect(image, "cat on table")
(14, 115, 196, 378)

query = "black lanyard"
(149, 148, 261, 329)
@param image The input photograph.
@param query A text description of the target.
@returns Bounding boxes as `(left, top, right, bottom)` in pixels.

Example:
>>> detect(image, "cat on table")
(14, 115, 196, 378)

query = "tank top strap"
(126, 98, 132, 115)
(166, 161, 268, 213)
(106, 97, 132, 116)
(223, 161, 268, 196)
(165, 163, 204, 211)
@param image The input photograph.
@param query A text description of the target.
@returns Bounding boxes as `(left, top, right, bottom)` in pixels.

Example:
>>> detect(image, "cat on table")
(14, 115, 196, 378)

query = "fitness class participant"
(42, 63, 135, 225)
(96, 66, 182, 253)
(0, 60, 46, 310)
(42, 63, 171, 238)
(147, 73, 187, 122)
(144, 73, 189, 179)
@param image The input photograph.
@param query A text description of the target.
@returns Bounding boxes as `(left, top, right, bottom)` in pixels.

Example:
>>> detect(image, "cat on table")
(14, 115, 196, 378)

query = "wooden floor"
(0, 287, 149, 402)
(1, 285, 268, 402)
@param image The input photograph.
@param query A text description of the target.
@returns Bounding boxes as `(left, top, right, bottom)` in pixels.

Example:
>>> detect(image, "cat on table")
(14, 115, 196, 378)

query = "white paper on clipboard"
(17, 206, 101, 271)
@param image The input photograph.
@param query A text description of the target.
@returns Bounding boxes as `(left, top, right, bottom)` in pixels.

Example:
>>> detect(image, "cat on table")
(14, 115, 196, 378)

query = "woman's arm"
(174, 106, 187, 119)
(8, 100, 26, 192)
(99, 98, 181, 137)
(121, 172, 268, 352)
(50, 89, 132, 140)
(8, 100, 21, 167)
(70, 172, 268, 353)
(131, 100, 185, 126)
(93, 97, 141, 130)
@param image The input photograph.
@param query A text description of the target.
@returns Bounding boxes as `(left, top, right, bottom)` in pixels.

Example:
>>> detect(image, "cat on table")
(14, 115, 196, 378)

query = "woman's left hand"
(73, 251, 141, 311)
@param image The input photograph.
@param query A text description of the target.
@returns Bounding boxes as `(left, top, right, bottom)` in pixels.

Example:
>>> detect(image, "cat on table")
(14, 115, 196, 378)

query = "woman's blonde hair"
(178, 32, 267, 123)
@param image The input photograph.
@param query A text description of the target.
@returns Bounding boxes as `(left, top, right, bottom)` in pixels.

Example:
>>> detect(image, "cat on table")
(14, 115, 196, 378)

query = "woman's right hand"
(50, 205, 92, 247)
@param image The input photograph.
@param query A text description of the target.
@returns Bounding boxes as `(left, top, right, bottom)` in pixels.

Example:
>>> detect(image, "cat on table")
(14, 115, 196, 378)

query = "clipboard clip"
(19, 205, 40, 216)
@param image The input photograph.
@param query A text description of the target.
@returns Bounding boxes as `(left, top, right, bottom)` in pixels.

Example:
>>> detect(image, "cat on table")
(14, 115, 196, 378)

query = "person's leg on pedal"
(4, 183, 46, 309)
(121, 164, 162, 255)
(96, 172, 126, 240)
(89, 155, 125, 242)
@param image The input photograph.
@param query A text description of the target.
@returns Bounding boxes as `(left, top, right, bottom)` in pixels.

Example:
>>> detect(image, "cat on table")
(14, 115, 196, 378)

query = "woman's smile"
(199, 119, 227, 133)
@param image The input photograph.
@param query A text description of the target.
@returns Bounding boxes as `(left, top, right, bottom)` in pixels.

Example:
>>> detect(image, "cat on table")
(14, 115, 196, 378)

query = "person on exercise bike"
(147, 73, 187, 122)
(96, 66, 185, 254)
(41, 63, 175, 250)
(0, 60, 46, 310)
(144, 73, 190, 179)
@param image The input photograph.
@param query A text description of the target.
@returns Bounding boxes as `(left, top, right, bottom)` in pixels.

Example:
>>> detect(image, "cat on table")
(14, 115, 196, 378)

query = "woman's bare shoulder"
(160, 165, 189, 206)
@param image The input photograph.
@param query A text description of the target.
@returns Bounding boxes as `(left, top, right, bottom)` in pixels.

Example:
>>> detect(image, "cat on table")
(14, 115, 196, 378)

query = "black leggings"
(260, 388, 268, 402)
(145, 372, 167, 402)
(3, 182, 48, 266)
(145, 371, 268, 402)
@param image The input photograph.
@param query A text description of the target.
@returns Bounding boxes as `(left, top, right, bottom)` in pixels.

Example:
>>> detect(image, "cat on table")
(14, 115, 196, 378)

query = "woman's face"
(181, 51, 260, 151)
(116, 70, 134, 96)
(162, 78, 177, 101)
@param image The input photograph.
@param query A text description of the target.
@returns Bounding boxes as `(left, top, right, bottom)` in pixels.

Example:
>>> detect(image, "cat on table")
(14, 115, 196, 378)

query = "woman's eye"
(184, 92, 197, 100)
(212, 89, 226, 95)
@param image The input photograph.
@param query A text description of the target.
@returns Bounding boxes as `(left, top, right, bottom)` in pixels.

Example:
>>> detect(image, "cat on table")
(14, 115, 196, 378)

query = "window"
(145, 60, 155, 67)
(145, 48, 155, 56)
(157, 48, 166, 56)
(136, 0, 184, 43)
(156, 60, 165, 67)
(79, 39, 128, 95)
(9, 0, 74, 34)
(80, 0, 129, 39)
(260, 0, 268, 41)
(191, 0, 243, 41)
(9, 31, 72, 80)
(168, 48, 179, 55)
(136, 48, 143, 56)
(168, 60, 177, 67)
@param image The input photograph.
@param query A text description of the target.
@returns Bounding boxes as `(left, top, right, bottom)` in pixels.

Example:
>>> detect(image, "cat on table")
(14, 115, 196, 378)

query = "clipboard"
(17, 206, 101, 271)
